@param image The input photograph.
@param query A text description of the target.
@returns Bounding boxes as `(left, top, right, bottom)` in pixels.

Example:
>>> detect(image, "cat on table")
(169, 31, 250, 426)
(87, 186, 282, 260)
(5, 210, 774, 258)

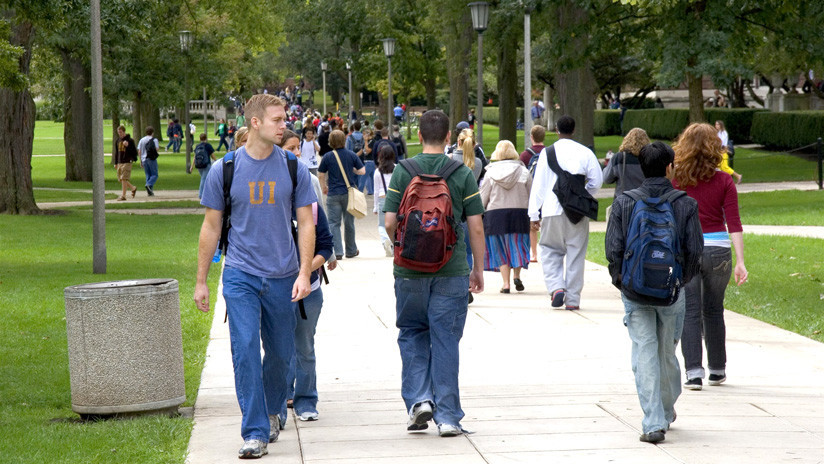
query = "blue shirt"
(201, 146, 318, 278)
(318, 148, 364, 196)
(394, 106, 404, 117)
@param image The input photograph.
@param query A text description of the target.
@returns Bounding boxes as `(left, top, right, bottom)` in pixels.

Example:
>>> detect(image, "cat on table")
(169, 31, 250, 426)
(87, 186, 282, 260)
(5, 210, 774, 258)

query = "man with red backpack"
(384, 109, 485, 438)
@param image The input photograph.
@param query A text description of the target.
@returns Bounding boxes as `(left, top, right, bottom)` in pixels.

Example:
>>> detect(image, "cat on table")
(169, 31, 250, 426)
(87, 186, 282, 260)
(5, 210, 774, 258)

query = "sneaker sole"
(239, 448, 268, 459)
(551, 291, 565, 308)
(708, 378, 726, 386)
(439, 430, 462, 437)
(407, 410, 433, 431)
(684, 384, 702, 391)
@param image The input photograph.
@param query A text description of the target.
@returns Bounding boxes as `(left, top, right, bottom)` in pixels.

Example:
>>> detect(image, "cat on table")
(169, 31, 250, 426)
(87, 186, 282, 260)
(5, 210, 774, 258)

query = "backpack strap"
(436, 158, 464, 180)
(544, 145, 562, 176)
(526, 147, 536, 157)
(284, 149, 306, 320)
(219, 150, 236, 256)
(660, 189, 687, 203)
(399, 158, 423, 178)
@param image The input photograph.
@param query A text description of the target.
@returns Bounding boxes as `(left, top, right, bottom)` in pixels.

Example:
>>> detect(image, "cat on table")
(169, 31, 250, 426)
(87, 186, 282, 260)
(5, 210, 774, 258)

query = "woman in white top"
(373, 143, 396, 257)
(299, 126, 321, 175)
(715, 120, 729, 150)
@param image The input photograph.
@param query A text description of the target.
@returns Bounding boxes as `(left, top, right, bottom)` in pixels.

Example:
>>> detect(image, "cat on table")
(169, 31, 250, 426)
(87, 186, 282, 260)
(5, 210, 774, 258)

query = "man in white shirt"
(137, 126, 160, 196)
(527, 115, 603, 310)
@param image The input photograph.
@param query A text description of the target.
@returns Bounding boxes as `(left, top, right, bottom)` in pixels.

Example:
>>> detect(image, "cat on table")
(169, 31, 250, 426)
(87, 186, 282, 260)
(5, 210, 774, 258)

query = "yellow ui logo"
(249, 181, 277, 205)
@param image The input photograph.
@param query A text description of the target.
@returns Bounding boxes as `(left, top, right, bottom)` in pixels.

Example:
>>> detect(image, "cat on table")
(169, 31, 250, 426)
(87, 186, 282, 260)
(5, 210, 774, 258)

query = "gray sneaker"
(438, 423, 462, 437)
(238, 439, 268, 459)
(298, 411, 319, 421)
(406, 401, 433, 431)
(268, 415, 281, 443)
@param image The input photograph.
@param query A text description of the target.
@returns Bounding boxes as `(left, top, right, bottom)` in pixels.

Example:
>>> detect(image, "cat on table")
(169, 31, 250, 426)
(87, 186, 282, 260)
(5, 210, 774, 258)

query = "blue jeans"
(395, 275, 469, 427)
(198, 163, 212, 199)
(172, 136, 181, 153)
(461, 222, 472, 268)
(166, 137, 174, 149)
(143, 159, 158, 188)
(623, 293, 685, 434)
(217, 135, 229, 151)
(326, 193, 358, 257)
(222, 266, 297, 442)
(357, 161, 375, 195)
(681, 246, 732, 380)
(287, 287, 323, 415)
(377, 196, 390, 245)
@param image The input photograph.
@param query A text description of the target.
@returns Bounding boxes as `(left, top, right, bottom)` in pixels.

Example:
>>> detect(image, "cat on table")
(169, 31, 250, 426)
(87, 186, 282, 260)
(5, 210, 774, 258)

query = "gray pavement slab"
(186, 197, 824, 463)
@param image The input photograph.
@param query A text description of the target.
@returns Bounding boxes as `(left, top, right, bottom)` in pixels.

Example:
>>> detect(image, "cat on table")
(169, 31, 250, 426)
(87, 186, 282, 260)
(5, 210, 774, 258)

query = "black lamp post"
(382, 38, 396, 125)
(469, 2, 489, 146)
(179, 30, 192, 173)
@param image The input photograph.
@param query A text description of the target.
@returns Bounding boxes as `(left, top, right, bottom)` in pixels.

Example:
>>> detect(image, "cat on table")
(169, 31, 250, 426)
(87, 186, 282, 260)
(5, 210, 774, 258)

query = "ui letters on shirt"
(249, 181, 280, 205)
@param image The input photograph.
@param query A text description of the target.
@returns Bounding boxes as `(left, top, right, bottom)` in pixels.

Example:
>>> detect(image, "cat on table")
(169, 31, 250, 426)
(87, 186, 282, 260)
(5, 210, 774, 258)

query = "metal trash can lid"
(65, 279, 178, 298)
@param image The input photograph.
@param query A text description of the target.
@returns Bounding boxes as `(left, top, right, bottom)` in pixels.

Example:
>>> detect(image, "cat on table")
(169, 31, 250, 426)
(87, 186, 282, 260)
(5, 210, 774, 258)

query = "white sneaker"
(438, 423, 463, 437)
(406, 401, 433, 431)
(383, 239, 394, 257)
(238, 439, 268, 459)
(298, 411, 319, 421)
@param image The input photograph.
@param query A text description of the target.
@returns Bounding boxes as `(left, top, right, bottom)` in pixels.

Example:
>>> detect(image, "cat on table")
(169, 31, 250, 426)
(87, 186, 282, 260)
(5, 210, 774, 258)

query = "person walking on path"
(528, 115, 603, 310)
(165, 119, 176, 151)
(193, 93, 317, 459)
(672, 123, 748, 391)
(603, 127, 649, 198)
(519, 125, 546, 262)
(215, 118, 230, 151)
(605, 141, 703, 444)
(194, 133, 217, 200)
(384, 109, 486, 437)
(114, 125, 138, 201)
(137, 127, 160, 196)
(318, 129, 365, 260)
(300, 126, 321, 176)
(373, 144, 397, 257)
(481, 140, 532, 293)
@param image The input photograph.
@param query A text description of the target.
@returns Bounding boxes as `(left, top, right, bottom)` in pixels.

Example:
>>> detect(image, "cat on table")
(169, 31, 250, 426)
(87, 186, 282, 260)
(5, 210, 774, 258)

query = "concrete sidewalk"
(186, 211, 824, 464)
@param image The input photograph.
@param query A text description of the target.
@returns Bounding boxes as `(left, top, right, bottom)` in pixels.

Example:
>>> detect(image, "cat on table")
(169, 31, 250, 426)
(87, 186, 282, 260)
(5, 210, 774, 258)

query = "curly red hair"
(673, 123, 723, 187)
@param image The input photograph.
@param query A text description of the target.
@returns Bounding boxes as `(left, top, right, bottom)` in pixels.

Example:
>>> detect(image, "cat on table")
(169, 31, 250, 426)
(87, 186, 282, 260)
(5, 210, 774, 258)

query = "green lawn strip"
(61, 200, 204, 211)
(0, 211, 219, 463)
(737, 190, 824, 226)
(587, 232, 824, 343)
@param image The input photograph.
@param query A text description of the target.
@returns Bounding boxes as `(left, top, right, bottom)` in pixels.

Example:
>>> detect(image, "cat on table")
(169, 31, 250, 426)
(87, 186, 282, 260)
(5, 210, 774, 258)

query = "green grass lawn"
(34, 189, 119, 203)
(0, 211, 220, 463)
(587, 232, 824, 343)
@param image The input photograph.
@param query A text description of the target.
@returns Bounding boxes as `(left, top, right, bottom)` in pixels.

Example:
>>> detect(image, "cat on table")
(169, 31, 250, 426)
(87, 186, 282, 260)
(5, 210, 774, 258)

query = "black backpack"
(146, 138, 159, 160)
(526, 147, 539, 176)
(545, 145, 598, 224)
(194, 143, 211, 169)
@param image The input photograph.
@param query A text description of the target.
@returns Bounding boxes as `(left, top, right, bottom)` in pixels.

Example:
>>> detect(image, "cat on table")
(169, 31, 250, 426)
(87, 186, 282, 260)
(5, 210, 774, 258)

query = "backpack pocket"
(400, 210, 447, 264)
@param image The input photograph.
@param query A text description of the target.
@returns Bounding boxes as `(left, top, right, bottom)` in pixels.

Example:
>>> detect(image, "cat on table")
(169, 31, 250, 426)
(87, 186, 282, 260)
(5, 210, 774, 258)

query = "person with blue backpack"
(605, 141, 703, 444)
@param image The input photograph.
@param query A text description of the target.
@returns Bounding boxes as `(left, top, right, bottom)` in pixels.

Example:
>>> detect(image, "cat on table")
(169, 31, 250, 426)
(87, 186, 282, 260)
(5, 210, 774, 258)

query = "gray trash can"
(64, 279, 185, 416)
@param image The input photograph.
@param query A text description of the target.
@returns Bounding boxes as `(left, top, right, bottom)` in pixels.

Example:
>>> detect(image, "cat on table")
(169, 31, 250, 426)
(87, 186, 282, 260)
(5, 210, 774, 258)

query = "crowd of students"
(191, 92, 748, 457)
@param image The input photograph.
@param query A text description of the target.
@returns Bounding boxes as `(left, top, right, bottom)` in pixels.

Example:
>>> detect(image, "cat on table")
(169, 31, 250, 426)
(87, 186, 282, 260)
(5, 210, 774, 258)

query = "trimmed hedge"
(482, 106, 525, 126)
(751, 111, 824, 149)
(594, 110, 621, 136)
(621, 108, 765, 142)
(705, 108, 766, 144)
(623, 109, 689, 140)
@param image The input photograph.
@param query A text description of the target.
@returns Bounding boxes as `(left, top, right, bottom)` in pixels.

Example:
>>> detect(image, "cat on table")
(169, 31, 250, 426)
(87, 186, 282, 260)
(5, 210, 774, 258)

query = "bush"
(622, 109, 689, 139)
(705, 108, 766, 144)
(751, 111, 824, 149)
(594, 110, 621, 136)
(621, 108, 764, 142)
(482, 106, 524, 126)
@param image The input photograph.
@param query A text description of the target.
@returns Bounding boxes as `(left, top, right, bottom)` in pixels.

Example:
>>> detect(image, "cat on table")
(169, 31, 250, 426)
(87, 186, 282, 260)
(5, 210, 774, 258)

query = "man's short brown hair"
(329, 129, 346, 149)
(530, 124, 545, 144)
(244, 94, 286, 122)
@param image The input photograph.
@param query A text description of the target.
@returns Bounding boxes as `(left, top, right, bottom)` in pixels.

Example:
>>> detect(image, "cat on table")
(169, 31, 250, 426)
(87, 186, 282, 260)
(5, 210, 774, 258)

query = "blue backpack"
(621, 189, 687, 304)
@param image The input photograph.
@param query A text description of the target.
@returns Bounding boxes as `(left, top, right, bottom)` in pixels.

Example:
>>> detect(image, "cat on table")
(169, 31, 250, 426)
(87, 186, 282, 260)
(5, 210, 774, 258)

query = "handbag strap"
(332, 149, 351, 188)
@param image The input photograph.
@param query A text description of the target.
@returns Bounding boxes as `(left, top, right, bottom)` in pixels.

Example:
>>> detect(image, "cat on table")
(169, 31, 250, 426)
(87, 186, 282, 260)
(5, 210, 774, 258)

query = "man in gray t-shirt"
(193, 94, 317, 459)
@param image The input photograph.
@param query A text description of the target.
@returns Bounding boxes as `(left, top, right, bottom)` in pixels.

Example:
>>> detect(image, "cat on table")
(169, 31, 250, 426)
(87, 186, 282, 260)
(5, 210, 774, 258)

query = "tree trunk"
(555, 1, 595, 149)
(132, 93, 143, 139)
(425, 77, 436, 109)
(0, 19, 39, 214)
(497, 29, 518, 145)
(139, 99, 153, 137)
(150, 105, 161, 141)
(687, 71, 705, 123)
(110, 100, 120, 165)
(61, 49, 93, 182)
(445, 13, 472, 144)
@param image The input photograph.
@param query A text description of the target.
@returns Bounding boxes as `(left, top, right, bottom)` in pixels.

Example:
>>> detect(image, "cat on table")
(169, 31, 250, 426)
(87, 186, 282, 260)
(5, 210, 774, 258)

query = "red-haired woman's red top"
(673, 170, 742, 234)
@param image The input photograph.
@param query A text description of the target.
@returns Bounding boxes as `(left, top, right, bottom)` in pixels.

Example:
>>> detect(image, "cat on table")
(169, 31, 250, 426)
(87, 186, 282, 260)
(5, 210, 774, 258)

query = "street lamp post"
(382, 38, 395, 126)
(321, 61, 327, 115)
(523, 4, 533, 150)
(91, 0, 106, 273)
(346, 61, 353, 121)
(179, 30, 192, 173)
(469, 2, 489, 147)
